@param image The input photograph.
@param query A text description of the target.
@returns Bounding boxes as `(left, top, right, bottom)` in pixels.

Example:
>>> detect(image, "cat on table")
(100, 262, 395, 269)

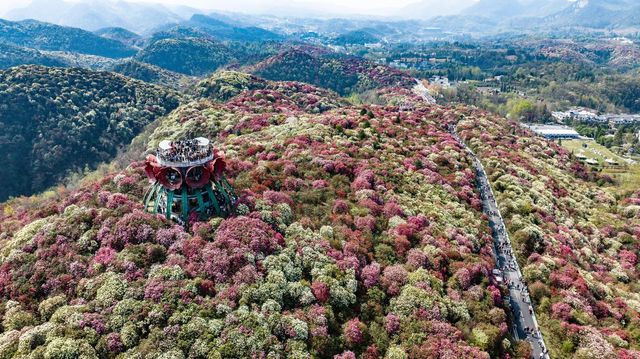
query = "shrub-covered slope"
(0, 19, 137, 58)
(0, 83, 518, 358)
(458, 115, 640, 358)
(0, 73, 637, 358)
(0, 65, 181, 201)
(194, 71, 348, 113)
(249, 48, 416, 96)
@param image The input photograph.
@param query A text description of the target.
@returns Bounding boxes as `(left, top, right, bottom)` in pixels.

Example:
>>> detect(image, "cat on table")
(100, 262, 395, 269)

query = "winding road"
(451, 126, 550, 359)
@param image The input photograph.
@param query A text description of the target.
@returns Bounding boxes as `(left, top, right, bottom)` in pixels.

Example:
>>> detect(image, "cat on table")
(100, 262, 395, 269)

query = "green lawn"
(561, 139, 629, 164)
(561, 139, 640, 192)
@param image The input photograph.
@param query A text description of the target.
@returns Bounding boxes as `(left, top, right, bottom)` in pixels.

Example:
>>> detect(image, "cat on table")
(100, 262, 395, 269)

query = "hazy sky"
(0, 0, 478, 17)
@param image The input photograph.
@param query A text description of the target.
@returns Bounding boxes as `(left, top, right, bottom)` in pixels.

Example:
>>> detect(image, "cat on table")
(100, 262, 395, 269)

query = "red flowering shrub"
(312, 281, 330, 303)
(214, 216, 280, 255)
(551, 302, 572, 321)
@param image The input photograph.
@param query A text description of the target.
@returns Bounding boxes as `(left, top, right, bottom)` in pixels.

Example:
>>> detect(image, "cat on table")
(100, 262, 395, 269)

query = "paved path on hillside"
(412, 79, 437, 104)
(451, 126, 550, 359)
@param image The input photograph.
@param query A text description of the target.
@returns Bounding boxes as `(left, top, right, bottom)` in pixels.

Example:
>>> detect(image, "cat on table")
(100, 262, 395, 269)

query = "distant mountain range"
(448, 0, 640, 31)
(461, 0, 570, 18)
(542, 0, 640, 29)
(5, 0, 640, 38)
(1, 0, 638, 51)
(4, 0, 199, 34)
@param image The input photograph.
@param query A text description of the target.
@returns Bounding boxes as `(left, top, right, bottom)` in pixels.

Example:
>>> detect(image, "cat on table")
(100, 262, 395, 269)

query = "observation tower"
(142, 137, 236, 226)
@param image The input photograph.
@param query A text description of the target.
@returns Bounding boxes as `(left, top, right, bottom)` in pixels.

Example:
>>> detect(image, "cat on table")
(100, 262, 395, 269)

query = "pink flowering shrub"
(343, 318, 364, 346)
(334, 351, 357, 359)
(381, 265, 408, 296)
(384, 313, 400, 334)
(361, 262, 381, 288)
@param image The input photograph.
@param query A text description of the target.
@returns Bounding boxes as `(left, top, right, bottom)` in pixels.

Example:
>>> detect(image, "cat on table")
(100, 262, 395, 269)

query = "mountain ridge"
(0, 18, 137, 58)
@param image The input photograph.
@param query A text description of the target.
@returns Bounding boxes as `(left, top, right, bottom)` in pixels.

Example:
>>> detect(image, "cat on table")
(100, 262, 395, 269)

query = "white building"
(429, 76, 450, 88)
(522, 124, 581, 139)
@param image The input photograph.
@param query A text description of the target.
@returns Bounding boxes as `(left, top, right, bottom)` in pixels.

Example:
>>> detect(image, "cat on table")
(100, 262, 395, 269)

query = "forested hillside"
(94, 27, 143, 47)
(250, 48, 416, 96)
(184, 14, 282, 42)
(135, 38, 235, 75)
(0, 65, 181, 201)
(0, 43, 66, 69)
(109, 60, 189, 89)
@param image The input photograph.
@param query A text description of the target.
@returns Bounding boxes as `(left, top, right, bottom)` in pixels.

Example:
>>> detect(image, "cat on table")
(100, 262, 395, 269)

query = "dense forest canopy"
(135, 38, 235, 76)
(0, 65, 181, 201)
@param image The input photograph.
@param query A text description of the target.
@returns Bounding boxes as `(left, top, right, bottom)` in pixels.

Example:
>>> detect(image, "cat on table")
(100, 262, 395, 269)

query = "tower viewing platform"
(156, 138, 215, 167)
(142, 138, 236, 226)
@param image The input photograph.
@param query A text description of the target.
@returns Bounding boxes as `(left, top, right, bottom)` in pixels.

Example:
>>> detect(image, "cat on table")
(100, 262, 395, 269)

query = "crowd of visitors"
(158, 139, 212, 164)
(449, 125, 549, 359)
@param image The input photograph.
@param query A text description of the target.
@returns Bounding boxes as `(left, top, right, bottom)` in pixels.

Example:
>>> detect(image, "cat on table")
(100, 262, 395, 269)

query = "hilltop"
(0, 76, 509, 358)
(0, 65, 182, 201)
(250, 48, 416, 96)
(94, 27, 143, 48)
(135, 38, 235, 76)
(0, 70, 637, 358)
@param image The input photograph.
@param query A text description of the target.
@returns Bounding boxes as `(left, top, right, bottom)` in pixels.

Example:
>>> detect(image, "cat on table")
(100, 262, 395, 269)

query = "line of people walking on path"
(458, 127, 550, 359)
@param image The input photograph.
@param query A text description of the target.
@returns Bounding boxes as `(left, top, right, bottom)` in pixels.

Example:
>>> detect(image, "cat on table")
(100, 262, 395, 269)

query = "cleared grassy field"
(561, 139, 640, 192)
(561, 139, 628, 164)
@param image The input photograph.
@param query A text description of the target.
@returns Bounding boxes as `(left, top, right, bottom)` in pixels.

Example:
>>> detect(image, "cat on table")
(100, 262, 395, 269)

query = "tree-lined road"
(451, 126, 550, 359)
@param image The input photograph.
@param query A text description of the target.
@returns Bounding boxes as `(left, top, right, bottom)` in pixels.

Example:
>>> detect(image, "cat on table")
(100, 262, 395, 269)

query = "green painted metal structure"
(143, 177, 236, 226)
(143, 138, 237, 227)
